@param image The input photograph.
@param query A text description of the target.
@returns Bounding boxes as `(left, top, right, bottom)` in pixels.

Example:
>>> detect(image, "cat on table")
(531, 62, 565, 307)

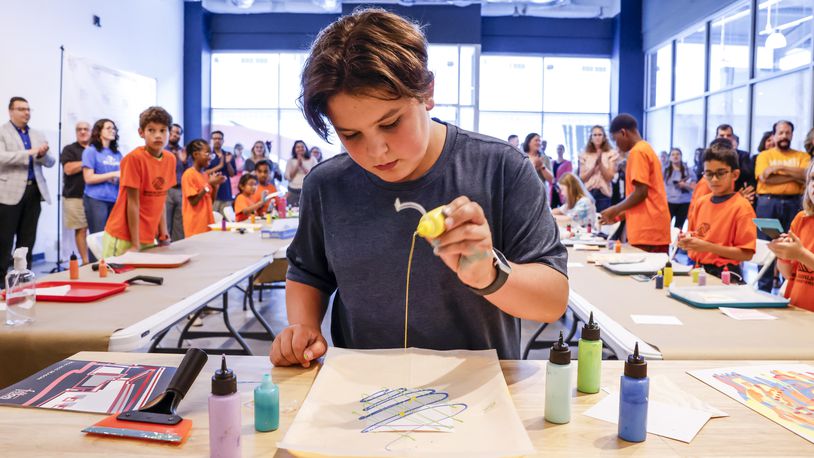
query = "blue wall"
(482, 16, 614, 55)
(183, 1, 211, 142)
(611, 0, 644, 123)
(642, 0, 740, 50)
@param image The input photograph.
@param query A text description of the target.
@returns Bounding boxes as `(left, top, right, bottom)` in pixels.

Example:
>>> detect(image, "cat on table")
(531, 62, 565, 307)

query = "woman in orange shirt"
(770, 162, 814, 312)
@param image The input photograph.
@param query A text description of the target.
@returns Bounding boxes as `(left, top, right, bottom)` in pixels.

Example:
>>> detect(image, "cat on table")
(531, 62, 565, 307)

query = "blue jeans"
(590, 189, 612, 213)
(83, 195, 115, 235)
(755, 194, 802, 292)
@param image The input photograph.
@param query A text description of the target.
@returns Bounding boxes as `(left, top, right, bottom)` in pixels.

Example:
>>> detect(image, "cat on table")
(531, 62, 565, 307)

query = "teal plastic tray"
(668, 285, 789, 309)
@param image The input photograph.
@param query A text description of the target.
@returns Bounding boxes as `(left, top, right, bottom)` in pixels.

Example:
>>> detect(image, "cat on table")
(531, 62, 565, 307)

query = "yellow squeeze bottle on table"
(416, 206, 447, 238)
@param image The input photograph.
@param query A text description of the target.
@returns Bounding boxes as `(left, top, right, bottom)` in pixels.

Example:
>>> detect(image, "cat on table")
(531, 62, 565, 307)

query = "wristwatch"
(469, 248, 512, 296)
(204, 186, 211, 193)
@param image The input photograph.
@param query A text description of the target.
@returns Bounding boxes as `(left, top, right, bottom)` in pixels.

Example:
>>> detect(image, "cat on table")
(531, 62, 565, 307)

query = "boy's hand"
(599, 206, 621, 225)
(677, 233, 706, 251)
(768, 231, 803, 261)
(739, 185, 755, 204)
(430, 196, 496, 290)
(270, 324, 327, 368)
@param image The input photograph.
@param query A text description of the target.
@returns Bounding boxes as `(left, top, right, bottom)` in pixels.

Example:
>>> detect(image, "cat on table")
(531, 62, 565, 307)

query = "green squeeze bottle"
(577, 312, 602, 394)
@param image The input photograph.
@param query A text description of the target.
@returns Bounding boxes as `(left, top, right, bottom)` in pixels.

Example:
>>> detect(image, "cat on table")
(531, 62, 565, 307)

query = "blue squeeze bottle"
(618, 342, 649, 442)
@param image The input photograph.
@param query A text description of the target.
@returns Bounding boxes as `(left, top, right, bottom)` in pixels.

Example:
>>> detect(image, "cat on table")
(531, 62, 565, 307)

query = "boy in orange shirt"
(678, 146, 756, 279)
(182, 139, 226, 237)
(770, 162, 814, 311)
(600, 114, 671, 252)
(103, 107, 176, 257)
(234, 174, 266, 222)
(252, 160, 278, 213)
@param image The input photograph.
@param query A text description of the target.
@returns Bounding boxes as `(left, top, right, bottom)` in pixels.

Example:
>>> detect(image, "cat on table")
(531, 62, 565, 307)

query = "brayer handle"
(168, 348, 208, 400)
(126, 275, 164, 286)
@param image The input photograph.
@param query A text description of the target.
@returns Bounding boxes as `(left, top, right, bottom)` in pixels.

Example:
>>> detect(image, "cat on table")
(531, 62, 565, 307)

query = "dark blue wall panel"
(482, 16, 614, 55)
(210, 13, 340, 51)
(611, 0, 644, 124)
(183, 1, 211, 141)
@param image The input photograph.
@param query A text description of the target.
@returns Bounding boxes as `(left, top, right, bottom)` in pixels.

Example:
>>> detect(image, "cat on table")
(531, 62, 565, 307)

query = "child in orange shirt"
(182, 139, 226, 237)
(599, 114, 671, 252)
(252, 160, 278, 214)
(234, 174, 266, 222)
(770, 162, 814, 311)
(678, 146, 756, 279)
(103, 107, 176, 257)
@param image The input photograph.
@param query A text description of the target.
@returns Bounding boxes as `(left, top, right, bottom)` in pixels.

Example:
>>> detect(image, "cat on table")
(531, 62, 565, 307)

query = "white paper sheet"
(567, 262, 585, 268)
(719, 307, 778, 320)
(583, 393, 712, 443)
(278, 348, 534, 457)
(34, 285, 71, 296)
(630, 314, 683, 325)
(106, 252, 193, 267)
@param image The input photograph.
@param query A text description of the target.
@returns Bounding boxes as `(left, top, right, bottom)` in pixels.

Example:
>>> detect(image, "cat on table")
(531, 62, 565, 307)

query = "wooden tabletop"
(565, 245, 814, 360)
(1, 352, 811, 457)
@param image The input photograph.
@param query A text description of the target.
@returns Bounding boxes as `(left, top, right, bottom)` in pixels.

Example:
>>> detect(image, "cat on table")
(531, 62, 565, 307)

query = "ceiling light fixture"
(230, 0, 255, 9)
(764, 1, 787, 49)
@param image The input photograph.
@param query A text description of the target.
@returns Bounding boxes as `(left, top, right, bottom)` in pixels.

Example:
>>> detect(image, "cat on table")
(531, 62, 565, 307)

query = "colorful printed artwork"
(0, 359, 175, 414)
(689, 364, 814, 443)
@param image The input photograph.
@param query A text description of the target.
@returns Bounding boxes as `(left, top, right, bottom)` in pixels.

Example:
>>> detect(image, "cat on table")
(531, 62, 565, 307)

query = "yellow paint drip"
(404, 231, 418, 349)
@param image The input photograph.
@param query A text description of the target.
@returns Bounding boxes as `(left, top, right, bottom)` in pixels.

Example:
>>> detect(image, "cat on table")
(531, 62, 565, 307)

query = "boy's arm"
(125, 187, 140, 251)
(158, 201, 169, 242)
(599, 180, 647, 223)
(678, 237, 754, 262)
(270, 280, 330, 367)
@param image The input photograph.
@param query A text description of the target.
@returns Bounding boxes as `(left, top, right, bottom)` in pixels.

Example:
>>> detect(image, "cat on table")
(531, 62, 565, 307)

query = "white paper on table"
(567, 262, 585, 268)
(630, 314, 683, 325)
(574, 244, 601, 251)
(34, 285, 71, 296)
(649, 375, 728, 418)
(106, 252, 193, 266)
(278, 347, 535, 457)
(583, 393, 712, 443)
(719, 307, 778, 320)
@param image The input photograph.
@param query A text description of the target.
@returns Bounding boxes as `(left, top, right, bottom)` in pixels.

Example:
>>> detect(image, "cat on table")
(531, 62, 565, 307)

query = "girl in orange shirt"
(770, 162, 814, 312)
(233, 174, 266, 222)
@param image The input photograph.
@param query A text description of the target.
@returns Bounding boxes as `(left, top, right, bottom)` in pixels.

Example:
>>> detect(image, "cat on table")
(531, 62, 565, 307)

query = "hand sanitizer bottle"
(5, 247, 36, 326)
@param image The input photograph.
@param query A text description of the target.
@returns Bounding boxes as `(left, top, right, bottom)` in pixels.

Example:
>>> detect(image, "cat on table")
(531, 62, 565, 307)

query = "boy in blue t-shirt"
(270, 9, 569, 366)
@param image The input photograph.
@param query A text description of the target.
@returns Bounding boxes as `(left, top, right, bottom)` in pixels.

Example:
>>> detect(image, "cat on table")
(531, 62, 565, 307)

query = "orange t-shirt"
(234, 193, 258, 222)
(624, 140, 671, 245)
(105, 147, 176, 245)
(783, 211, 814, 312)
(687, 193, 756, 267)
(252, 183, 277, 217)
(181, 167, 215, 237)
(687, 177, 712, 228)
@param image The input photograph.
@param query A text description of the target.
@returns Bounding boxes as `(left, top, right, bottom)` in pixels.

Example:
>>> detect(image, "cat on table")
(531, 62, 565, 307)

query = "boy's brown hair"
(300, 8, 434, 141)
(139, 106, 172, 130)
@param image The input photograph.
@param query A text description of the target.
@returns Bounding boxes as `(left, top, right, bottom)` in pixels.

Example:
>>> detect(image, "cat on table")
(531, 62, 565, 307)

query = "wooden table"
(0, 231, 289, 386)
(564, 245, 814, 360)
(1, 352, 811, 456)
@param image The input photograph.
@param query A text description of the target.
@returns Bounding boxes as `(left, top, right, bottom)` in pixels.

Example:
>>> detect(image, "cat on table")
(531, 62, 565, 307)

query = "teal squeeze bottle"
(544, 331, 572, 424)
(254, 373, 279, 432)
(577, 312, 602, 394)
(618, 342, 649, 442)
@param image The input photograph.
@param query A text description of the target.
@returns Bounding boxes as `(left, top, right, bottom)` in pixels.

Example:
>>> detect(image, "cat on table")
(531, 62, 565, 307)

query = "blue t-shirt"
(208, 153, 236, 201)
(82, 146, 122, 203)
(286, 122, 568, 359)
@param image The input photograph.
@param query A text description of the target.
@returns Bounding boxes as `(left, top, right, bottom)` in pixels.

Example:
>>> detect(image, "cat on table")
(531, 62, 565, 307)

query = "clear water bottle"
(5, 247, 35, 326)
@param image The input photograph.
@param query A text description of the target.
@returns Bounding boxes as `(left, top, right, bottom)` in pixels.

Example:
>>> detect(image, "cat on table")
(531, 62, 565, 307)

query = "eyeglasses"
(703, 169, 732, 180)
(12, 107, 31, 112)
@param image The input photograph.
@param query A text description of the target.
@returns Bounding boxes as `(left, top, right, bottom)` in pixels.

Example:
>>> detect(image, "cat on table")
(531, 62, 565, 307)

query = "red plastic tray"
(6, 281, 129, 303)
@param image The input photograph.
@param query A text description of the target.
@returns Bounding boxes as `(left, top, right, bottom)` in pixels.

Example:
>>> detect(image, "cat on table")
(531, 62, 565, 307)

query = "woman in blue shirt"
(663, 147, 695, 229)
(82, 119, 122, 234)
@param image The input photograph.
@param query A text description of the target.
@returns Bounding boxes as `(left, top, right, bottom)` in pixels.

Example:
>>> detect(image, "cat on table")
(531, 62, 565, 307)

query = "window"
(672, 99, 705, 166)
(647, 44, 673, 107)
(709, 2, 751, 92)
(543, 57, 610, 113)
(751, 69, 813, 153)
(706, 87, 749, 149)
(428, 45, 478, 132)
(674, 26, 707, 101)
(211, 52, 340, 163)
(754, 0, 813, 78)
(542, 113, 610, 163)
(479, 55, 543, 112)
(478, 112, 542, 145)
(645, 107, 671, 157)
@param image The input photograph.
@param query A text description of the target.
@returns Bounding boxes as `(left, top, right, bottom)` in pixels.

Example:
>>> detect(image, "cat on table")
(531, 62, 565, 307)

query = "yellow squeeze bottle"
(416, 206, 446, 238)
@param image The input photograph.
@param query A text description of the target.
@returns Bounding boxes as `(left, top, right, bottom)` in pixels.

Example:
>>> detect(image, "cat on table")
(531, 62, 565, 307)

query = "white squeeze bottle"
(5, 247, 36, 326)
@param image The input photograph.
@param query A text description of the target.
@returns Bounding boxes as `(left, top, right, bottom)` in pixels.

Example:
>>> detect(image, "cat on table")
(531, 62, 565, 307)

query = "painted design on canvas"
(689, 364, 814, 443)
(357, 388, 467, 433)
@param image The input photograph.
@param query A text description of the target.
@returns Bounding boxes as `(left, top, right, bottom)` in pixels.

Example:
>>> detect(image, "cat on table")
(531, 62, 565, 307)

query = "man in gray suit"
(0, 97, 55, 276)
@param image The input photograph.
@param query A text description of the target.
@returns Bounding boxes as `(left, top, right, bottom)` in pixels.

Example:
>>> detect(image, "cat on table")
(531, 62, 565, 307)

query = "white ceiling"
(200, 0, 621, 19)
